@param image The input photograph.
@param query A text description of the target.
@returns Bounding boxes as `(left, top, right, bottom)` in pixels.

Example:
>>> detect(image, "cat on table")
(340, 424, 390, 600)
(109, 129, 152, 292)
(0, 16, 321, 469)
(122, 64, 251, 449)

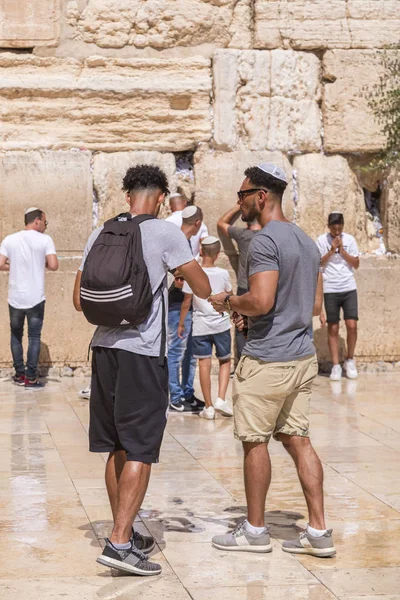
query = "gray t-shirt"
(228, 226, 256, 292)
(244, 221, 320, 363)
(80, 219, 194, 357)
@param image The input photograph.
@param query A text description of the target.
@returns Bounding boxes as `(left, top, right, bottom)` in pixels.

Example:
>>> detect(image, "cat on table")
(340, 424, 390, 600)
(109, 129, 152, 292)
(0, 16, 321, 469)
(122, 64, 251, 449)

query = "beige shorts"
(233, 354, 318, 443)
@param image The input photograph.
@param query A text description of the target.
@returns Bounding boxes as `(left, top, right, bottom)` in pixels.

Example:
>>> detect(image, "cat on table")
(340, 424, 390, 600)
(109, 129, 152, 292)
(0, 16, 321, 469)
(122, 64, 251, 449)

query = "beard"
(241, 200, 259, 223)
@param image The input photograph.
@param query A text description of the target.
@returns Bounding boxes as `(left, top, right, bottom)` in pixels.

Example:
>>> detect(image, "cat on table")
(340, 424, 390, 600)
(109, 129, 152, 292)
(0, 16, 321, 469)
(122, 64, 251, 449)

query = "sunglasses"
(237, 188, 269, 203)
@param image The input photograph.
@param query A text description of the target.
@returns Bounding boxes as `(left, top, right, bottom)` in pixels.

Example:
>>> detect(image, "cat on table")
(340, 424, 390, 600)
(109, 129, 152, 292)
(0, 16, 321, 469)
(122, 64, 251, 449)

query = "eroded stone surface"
(254, 0, 400, 50)
(0, 151, 92, 252)
(294, 154, 368, 251)
(213, 49, 321, 152)
(385, 171, 400, 254)
(0, 0, 60, 48)
(323, 50, 388, 153)
(93, 151, 177, 223)
(67, 0, 252, 50)
(0, 54, 212, 152)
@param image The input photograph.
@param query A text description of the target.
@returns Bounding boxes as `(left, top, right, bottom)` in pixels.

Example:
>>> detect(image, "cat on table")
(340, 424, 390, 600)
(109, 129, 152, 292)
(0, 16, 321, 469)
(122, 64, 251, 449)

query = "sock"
(244, 520, 265, 535)
(307, 524, 327, 537)
(112, 541, 131, 550)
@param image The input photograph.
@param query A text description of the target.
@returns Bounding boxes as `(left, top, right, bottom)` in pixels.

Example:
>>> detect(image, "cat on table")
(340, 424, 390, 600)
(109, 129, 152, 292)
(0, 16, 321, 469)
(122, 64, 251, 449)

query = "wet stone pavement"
(0, 373, 400, 599)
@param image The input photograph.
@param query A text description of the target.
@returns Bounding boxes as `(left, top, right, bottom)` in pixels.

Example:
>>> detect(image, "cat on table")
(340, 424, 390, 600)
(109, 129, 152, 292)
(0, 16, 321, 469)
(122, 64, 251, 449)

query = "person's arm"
(46, 254, 59, 271)
(209, 270, 279, 317)
(73, 270, 82, 312)
(178, 293, 193, 339)
(339, 238, 360, 269)
(217, 205, 241, 238)
(313, 272, 323, 316)
(320, 237, 340, 266)
(178, 259, 211, 299)
(0, 254, 9, 271)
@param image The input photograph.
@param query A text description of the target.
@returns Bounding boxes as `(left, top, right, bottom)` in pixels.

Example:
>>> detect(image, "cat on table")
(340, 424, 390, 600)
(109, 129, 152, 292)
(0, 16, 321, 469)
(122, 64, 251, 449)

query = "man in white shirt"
(316, 212, 360, 381)
(165, 193, 209, 258)
(0, 207, 58, 388)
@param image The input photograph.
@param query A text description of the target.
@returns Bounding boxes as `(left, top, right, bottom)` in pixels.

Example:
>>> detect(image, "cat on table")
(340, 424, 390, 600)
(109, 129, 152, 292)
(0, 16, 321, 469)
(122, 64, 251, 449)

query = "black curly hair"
(244, 167, 287, 199)
(122, 164, 170, 195)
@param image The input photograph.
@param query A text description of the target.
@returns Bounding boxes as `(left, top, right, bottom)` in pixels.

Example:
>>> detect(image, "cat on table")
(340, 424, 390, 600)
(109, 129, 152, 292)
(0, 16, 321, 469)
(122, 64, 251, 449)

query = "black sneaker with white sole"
(170, 400, 201, 413)
(185, 394, 205, 409)
(131, 528, 155, 553)
(97, 539, 162, 576)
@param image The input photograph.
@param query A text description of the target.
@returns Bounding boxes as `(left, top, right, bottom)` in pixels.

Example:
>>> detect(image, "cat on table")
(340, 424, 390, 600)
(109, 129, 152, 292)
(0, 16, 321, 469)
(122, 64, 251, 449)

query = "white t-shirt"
(183, 266, 232, 336)
(316, 232, 359, 293)
(165, 210, 209, 258)
(0, 230, 57, 309)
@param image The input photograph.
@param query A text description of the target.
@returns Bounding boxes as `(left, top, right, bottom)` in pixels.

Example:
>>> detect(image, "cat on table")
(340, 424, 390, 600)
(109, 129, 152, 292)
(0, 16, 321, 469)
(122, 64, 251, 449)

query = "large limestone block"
(254, 0, 400, 50)
(0, 0, 60, 48)
(0, 151, 93, 252)
(323, 50, 387, 153)
(384, 171, 400, 254)
(68, 0, 252, 50)
(0, 260, 94, 367)
(294, 154, 368, 250)
(0, 54, 211, 152)
(194, 148, 293, 236)
(213, 49, 321, 153)
(93, 152, 176, 223)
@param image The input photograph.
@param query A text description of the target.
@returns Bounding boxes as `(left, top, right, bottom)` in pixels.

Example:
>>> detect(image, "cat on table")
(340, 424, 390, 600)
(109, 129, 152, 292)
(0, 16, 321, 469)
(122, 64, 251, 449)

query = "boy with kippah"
(178, 236, 233, 420)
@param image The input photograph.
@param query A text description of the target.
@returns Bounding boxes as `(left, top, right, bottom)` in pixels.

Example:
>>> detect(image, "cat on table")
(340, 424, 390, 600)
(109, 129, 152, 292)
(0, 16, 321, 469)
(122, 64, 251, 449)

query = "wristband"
(224, 294, 232, 312)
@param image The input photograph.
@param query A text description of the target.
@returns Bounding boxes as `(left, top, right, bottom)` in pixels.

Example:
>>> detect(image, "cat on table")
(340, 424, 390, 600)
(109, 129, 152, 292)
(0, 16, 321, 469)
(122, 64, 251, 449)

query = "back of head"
(244, 163, 288, 200)
(24, 207, 44, 226)
(328, 212, 344, 226)
(201, 235, 220, 258)
(122, 164, 170, 198)
(182, 205, 203, 225)
(169, 193, 187, 212)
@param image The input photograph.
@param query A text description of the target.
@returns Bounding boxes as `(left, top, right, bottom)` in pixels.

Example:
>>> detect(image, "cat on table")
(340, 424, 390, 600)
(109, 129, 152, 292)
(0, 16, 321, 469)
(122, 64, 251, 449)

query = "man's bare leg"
(198, 357, 212, 408)
(243, 442, 271, 527)
(218, 358, 231, 401)
(327, 323, 340, 365)
(279, 434, 326, 530)
(345, 319, 357, 359)
(109, 461, 152, 544)
(105, 450, 126, 520)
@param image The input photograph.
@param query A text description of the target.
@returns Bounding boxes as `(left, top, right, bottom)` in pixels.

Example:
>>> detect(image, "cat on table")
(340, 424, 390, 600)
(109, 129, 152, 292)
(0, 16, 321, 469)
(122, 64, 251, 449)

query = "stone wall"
(0, 0, 399, 367)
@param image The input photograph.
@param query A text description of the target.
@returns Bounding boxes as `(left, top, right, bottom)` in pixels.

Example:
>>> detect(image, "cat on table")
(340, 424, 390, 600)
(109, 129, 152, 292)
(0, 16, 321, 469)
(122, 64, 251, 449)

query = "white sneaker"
(214, 397, 233, 417)
(344, 359, 358, 379)
(330, 364, 342, 381)
(78, 385, 91, 399)
(199, 406, 215, 420)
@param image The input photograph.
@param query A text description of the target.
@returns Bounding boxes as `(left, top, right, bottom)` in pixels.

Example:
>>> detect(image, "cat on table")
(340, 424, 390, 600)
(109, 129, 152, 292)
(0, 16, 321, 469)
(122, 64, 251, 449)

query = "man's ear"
(200, 247, 204, 257)
(125, 192, 131, 207)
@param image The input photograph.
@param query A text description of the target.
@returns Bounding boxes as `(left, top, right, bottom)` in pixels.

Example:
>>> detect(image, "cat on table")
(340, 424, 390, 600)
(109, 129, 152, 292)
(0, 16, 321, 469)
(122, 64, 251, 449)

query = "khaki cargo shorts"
(233, 354, 318, 443)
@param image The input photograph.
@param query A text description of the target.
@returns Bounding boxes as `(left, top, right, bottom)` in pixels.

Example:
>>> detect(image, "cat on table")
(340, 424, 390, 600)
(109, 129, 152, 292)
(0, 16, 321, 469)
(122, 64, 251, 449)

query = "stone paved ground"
(0, 372, 400, 599)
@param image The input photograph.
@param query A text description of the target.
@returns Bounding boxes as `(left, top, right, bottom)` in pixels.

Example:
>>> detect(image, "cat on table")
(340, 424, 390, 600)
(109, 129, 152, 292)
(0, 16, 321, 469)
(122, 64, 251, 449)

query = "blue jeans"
(167, 310, 196, 404)
(9, 301, 45, 380)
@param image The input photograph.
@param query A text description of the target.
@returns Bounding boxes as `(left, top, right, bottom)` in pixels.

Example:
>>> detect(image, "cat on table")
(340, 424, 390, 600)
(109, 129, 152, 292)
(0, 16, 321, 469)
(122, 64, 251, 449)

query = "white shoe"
(78, 385, 91, 399)
(344, 359, 358, 379)
(330, 364, 342, 381)
(199, 406, 215, 420)
(214, 397, 233, 417)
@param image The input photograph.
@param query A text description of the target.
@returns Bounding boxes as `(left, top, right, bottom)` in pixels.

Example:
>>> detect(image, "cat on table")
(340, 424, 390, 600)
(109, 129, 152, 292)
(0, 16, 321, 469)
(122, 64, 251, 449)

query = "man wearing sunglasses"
(209, 163, 335, 558)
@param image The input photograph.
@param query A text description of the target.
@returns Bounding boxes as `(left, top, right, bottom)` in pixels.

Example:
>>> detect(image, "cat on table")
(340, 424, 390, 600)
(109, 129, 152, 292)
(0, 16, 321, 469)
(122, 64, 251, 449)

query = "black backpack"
(80, 213, 155, 328)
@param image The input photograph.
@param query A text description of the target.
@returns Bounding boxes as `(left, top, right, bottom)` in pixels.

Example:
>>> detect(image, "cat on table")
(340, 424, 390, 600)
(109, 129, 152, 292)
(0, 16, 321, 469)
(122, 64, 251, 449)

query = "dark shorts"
(324, 290, 358, 323)
(192, 329, 231, 360)
(89, 347, 169, 463)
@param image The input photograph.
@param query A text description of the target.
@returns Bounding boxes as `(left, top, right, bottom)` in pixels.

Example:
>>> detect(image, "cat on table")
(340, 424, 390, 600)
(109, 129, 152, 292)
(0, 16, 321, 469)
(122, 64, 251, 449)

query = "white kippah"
(182, 205, 198, 218)
(256, 163, 288, 184)
(201, 235, 220, 245)
(169, 193, 183, 199)
(25, 206, 40, 215)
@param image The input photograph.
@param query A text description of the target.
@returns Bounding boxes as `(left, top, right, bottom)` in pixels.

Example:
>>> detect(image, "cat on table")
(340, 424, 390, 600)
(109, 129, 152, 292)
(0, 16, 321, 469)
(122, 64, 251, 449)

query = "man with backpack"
(73, 164, 211, 576)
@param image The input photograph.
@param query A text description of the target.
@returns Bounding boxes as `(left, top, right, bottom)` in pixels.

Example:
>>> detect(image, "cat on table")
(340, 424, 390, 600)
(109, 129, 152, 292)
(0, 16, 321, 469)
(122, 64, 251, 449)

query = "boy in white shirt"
(316, 212, 360, 381)
(178, 236, 233, 420)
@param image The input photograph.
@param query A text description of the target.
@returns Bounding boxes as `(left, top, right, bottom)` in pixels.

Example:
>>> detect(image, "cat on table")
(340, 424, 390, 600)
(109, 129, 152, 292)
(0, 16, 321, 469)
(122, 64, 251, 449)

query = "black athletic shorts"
(324, 290, 358, 323)
(89, 347, 169, 463)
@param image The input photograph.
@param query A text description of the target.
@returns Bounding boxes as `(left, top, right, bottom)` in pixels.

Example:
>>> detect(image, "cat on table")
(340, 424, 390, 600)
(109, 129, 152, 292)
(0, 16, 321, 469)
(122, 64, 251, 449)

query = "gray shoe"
(97, 539, 162, 575)
(282, 529, 336, 557)
(212, 521, 272, 553)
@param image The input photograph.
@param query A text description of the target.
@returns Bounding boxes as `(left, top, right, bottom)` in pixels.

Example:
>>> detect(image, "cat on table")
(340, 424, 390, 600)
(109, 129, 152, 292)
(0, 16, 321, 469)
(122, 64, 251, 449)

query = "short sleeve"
(227, 226, 242, 242)
(224, 270, 233, 292)
(316, 235, 326, 257)
(0, 239, 8, 258)
(45, 235, 57, 256)
(248, 234, 279, 278)
(182, 281, 193, 295)
(348, 236, 359, 257)
(163, 224, 195, 272)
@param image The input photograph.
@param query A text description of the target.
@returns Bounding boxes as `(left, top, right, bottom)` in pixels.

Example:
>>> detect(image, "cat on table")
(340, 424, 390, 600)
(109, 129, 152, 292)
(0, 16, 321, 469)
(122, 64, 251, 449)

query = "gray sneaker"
(97, 539, 162, 575)
(212, 521, 272, 553)
(282, 529, 336, 557)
